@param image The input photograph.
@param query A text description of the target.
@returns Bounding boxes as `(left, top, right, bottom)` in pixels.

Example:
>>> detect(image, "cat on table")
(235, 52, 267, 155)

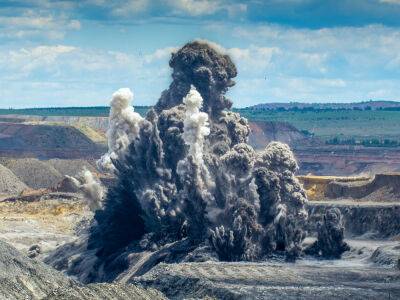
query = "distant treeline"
(245, 106, 400, 112)
(326, 137, 400, 147)
(0, 106, 151, 117)
(248, 100, 400, 112)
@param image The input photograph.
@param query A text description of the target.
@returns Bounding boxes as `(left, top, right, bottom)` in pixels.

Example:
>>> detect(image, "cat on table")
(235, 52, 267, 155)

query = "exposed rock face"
(134, 261, 400, 299)
(249, 121, 311, 149)
(326, 173, 400, 202)
(48, 41, 310, 283)
(308, 201, 400, 238)
(0, 240, 165, 300)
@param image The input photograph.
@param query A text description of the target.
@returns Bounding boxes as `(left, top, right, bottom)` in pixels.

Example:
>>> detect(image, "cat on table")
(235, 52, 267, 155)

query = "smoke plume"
(305, 208, 350, 259)
(97, 88, 143, 172)
(49, 41, 321, 283)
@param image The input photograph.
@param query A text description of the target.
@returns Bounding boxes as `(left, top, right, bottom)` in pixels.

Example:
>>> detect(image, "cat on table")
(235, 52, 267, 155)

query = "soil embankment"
(0, 164, 27, 195)
(248, 121, 311, 148)
(0, 122, 106, 159)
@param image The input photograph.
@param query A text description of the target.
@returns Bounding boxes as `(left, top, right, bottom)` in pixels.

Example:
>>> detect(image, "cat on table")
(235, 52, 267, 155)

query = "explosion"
(50, 41, 312, 282)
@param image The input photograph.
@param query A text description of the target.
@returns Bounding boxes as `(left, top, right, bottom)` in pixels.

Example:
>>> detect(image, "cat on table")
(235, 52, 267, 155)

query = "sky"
(0, 0, 400, 108)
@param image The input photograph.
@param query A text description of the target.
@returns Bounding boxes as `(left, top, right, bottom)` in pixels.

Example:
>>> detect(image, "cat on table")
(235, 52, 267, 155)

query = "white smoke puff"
(177, 85, 211, 186)
(97, 88, 143, 172)
(177, 86, 216, 222)
(274, 203, 287, 224)
(181, 85, 210, 165)
(67, 169, 105, 211)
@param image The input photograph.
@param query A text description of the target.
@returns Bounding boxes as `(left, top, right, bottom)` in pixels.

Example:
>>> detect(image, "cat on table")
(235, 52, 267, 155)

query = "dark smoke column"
(59, 41, 312, 283)
(155, 41, 237, 117)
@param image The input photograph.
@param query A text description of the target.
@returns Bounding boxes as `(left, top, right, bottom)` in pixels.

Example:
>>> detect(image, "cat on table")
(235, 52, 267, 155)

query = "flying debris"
(47, 41, 342, 283)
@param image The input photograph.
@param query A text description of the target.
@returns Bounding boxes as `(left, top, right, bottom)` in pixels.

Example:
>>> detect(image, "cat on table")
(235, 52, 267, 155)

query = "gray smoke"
(305, 208, 350, 259)
(67, 169, 105, 211)
(49, 41, 314, 282)
(96, 40, 308, 259)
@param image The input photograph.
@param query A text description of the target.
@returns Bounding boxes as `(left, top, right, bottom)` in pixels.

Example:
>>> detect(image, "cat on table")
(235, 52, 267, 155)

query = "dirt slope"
(0, 239, 166, 300)
(326, 173, 400, 201)
(0, 122, 106, 159)
(2, 158, 63, 189)
(299, 174, 400, 202)
(0, 164, 27, 194)
(249, 120, 311, 149)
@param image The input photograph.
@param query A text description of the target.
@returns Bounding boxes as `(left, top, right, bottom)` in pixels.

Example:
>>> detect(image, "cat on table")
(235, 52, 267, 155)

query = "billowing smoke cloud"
(305, 208, 349, 259)
(67, 169, 105, 211)
(48, 41, 333, 283)
(97, 88, 143, 172)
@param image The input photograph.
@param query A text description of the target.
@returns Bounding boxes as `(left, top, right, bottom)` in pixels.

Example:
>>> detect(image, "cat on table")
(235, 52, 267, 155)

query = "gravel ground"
(0, 240, 166, 300)
(2, 158, 63, 189)
(48, 158, 97, 177)
(0, 164, 27, 194)
(136, 259, 400, 299)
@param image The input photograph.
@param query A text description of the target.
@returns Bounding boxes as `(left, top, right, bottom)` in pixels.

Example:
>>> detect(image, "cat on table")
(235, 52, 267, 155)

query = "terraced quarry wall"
(1, 114, 400, 175)
(0, 122, 106, 159)
(299, 173, 400, 202)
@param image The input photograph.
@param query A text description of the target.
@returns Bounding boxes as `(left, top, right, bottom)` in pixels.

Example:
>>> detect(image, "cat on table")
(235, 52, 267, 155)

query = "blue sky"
(0, 0, 400, 108)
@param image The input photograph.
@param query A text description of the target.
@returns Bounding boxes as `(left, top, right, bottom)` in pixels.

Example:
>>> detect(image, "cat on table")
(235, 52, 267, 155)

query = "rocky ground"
(135, 259, 400, 299)
(0, 193, 88, 258)
(0, 116, 399, 299)
(0, 188, 399, 299)
(0, 239, 166, 300)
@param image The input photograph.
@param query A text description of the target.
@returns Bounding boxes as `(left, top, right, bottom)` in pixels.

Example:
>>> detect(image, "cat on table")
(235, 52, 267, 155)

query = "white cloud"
(111, 0, 149, 16)
(231, 24, 400, 78)
(144, 46, 178, 63)
(226, 3, 247, 17)
(168, 0, 221, 16)
(6, 45, 76, 75)
(0, 13, 81, 40)
(198, 24, 400, 104)
(379, 0, 400, 4)
(0, 44, 174, 107)
(167, 0, 246, 17)
(227, 46, 279, 74)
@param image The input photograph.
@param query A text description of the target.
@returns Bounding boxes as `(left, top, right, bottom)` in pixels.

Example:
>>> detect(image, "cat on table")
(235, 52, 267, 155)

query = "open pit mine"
(0, 41, 399, 299)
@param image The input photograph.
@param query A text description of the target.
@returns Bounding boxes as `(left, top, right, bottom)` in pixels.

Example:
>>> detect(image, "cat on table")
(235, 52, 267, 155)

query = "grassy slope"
(235, 109, 400, 141)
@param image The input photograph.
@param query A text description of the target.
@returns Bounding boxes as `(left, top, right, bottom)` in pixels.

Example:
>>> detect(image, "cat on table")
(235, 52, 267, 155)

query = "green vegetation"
(235, 108, 400, 146)
(326, 137, 400, 148)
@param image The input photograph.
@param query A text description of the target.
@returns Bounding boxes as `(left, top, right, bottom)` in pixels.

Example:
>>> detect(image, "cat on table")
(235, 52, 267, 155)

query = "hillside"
(236, 108, 400, 144)
(0, 122, 106, 159)
(248, 121, 313, 149)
